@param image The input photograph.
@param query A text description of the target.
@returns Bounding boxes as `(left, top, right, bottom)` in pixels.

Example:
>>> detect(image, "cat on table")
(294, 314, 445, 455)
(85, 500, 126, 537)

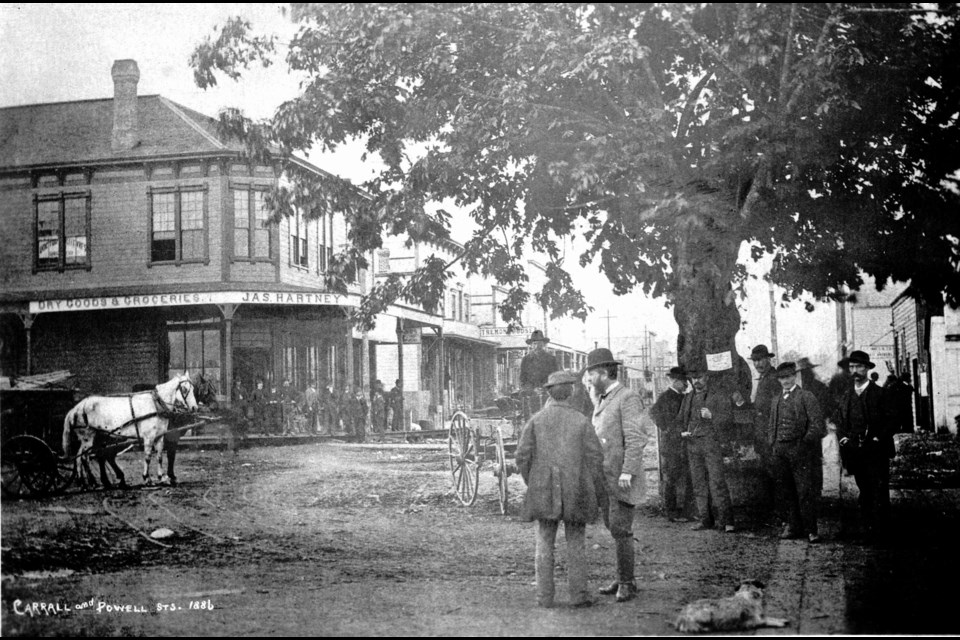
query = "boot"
(598, 580, 620, 595)
(616, 582, 638, 603)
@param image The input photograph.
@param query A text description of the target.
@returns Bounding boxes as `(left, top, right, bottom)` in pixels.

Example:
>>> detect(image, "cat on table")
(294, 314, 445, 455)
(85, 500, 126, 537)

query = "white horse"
(62, 372, 198, 487)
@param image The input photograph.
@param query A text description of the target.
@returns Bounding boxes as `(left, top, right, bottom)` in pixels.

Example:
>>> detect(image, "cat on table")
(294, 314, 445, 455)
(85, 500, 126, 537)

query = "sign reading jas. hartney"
(29, 291, 356, 314)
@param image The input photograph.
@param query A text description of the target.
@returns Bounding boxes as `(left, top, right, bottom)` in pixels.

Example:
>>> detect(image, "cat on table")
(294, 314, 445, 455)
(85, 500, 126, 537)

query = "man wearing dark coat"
(516, 370, 605, 608)
(650, 366, 694, 521)
(750, 344, 779, 509)
(680, 365, 736, 533)
(769, 362, 827, 543)
(585, 348, 651, 603)
(797, 358, 832, 494)
(519, 330, 559, 390)
(370, 380, 387, 438)
(387, 379, 403, 431)
(835, 350, 894, 537)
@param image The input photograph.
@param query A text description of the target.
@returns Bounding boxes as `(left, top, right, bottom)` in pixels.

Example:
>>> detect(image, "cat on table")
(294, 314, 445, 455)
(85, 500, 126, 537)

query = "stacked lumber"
(13, 370, 74, 390)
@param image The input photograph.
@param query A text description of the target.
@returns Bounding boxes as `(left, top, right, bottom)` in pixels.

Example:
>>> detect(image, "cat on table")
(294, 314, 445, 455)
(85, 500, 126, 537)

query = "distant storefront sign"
(401, 328, 422, 344)
(479, 326, 529, 337)
(29, 290, 358, 314)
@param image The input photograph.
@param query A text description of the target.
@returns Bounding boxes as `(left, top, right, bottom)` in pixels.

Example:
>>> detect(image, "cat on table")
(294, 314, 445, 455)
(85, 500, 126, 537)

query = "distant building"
(835, 277, 906, 370)
(0, 60, 367, 398)
(892, 292, 960, 433)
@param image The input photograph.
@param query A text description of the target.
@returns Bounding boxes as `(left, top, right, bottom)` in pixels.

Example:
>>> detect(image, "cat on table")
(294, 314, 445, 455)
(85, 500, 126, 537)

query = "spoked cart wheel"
(494, 426, 509, 515)
(1, 435, 58, 497)
(51, 455, 77, 494)
(448, 411, 480, 506)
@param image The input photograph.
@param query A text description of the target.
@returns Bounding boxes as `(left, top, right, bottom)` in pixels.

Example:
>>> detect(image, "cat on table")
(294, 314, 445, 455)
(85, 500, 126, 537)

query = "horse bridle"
(173, 380, 195, 411)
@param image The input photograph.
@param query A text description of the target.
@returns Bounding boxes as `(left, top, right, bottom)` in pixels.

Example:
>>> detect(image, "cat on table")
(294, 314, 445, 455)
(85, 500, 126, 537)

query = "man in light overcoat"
(516, 370, 605, 608)
(584, 348, 651, 603)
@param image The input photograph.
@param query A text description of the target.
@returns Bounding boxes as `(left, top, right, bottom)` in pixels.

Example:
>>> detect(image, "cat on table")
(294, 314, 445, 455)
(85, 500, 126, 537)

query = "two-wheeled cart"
(447, 391, 548, 515)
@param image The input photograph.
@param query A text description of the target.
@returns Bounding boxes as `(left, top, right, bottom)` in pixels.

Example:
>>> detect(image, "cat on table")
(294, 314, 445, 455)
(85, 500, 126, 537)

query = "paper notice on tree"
(706, 351, 733, 371)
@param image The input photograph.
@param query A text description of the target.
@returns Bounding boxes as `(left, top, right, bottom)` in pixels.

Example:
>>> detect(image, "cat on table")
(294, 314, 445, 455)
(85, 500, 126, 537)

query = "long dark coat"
(516, 399, 605, 524)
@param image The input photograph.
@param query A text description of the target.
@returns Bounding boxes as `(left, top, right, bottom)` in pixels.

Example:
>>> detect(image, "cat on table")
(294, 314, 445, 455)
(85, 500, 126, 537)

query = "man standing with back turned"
(585, 347, 650, 603)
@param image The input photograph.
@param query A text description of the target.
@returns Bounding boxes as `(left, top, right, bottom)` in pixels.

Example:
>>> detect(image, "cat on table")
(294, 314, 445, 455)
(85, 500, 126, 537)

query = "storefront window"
(168, 321, 221, 394)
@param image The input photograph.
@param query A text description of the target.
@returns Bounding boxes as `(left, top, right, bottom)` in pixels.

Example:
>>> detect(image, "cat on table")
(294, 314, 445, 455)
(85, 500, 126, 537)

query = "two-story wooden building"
(0, 60, 366, 399)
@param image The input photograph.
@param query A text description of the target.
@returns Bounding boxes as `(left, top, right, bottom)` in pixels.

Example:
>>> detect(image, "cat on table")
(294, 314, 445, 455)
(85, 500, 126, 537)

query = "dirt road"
(2, 442, 959, 636)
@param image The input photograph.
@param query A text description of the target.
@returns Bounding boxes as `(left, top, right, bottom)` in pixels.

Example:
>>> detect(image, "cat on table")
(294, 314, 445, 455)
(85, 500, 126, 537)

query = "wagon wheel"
(494, 426, 509, 515)
(1, 435, 57, 497)
(51, 455, 77, 494)
(448, 411, 480, 506)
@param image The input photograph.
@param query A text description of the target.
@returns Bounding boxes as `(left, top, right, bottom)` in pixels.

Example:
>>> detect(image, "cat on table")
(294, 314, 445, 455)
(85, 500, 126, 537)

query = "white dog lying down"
(674, 580, 788, 633)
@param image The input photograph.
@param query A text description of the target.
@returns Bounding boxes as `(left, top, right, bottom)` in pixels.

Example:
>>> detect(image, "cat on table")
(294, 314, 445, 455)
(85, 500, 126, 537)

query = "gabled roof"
(0, 95, 238, 170)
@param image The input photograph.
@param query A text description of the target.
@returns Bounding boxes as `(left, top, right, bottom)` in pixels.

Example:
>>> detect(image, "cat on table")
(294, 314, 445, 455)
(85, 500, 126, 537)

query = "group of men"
(232, 377, 404, 440)
(516, 344, 652, 608)
(652, 345, 897, 544)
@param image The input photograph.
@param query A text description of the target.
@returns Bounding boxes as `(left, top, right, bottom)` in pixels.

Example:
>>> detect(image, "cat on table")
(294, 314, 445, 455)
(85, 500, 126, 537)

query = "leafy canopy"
(191, 3, 960, 331)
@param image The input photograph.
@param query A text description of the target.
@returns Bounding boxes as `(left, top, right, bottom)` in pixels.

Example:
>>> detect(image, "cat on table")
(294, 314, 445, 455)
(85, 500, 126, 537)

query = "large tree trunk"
(672, 223, 752, 401)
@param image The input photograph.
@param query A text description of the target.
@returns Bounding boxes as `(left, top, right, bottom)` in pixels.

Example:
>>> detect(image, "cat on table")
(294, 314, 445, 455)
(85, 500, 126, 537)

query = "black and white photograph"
(1, 3, 959, 635)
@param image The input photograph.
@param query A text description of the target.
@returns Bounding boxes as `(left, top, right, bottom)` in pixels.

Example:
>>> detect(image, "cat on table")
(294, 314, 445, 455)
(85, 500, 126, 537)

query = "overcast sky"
(0, 3, 838, 365)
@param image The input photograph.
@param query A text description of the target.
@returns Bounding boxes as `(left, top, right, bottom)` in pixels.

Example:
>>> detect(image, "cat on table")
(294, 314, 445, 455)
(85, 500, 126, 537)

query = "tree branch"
(785, 5, 839, 115)
(676, 71, 715, 140)
(675, 14, 762, 103)
(777, 4, 799, 111)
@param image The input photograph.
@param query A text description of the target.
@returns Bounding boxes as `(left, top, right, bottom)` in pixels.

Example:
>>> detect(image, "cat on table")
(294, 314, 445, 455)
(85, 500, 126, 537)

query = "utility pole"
(601, 309, 616, 350)
(768, 280, 779, 357)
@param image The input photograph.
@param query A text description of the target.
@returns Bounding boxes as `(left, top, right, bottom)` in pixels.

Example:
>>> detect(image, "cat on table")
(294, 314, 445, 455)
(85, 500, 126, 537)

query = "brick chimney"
(111, 59, 140, 151)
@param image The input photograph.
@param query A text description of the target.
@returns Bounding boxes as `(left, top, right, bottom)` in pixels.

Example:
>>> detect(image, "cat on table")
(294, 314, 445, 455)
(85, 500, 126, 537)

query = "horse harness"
(81, 380, 194, 441)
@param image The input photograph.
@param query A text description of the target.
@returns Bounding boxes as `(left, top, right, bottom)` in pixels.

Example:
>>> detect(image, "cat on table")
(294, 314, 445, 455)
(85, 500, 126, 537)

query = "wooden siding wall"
(31, 310, 161, 394)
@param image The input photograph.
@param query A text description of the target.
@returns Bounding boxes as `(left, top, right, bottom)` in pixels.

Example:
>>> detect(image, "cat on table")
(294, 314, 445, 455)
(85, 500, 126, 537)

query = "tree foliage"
(191, 3, 960, 363)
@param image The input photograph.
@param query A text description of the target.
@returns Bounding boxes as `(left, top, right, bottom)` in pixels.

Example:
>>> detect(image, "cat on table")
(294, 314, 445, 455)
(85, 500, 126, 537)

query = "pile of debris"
(8, 370, 74, 390)
(891, 432, 960, 489)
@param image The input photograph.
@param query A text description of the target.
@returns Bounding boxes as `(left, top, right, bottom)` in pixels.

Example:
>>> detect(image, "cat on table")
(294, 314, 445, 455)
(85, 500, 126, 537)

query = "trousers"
(772, 441, 818, 535)
(660, 437, 694, 517)
(854, 443, 891, 529)
(687, 436, 734, 527)
(602, 498, 636, 583)
(536, 520, 587, 606)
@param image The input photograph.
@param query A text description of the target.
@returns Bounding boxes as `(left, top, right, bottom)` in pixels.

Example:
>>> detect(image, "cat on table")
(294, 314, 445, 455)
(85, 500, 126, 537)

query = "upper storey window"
(149, 186, 208, 265)
(35, 192, 91, 272)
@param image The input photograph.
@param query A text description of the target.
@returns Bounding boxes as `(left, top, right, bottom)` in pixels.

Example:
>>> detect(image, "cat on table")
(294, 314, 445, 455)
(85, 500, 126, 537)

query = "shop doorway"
(234, 347, 272, 390)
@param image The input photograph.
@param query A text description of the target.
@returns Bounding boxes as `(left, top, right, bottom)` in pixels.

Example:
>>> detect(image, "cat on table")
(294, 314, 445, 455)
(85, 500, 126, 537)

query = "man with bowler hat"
(769, 362, 827, 543)
(680, 364, 736, 532)
(650, 366, 695, 521)
(749, 345, 779, 510)
(584, 347, 650, 603)
(520, 330, 559, 390)
(520, 330, 560, 418)
(516, 370, 605, 608)
(835, 350, 894, 538)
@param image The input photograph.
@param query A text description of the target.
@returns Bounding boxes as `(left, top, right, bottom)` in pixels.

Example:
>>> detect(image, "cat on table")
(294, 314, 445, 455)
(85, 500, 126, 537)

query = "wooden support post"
(17, 312, 35, 376)
(218, 304, 238, 404)
(396, 316, 405, 427)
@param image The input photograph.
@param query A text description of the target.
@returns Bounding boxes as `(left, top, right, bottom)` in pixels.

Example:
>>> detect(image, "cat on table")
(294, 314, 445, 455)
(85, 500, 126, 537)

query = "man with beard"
(650, 366, 694, 521)
(584, 348, 650, 603)
(835, 350, 894, 539)
(680, 365, 736, 533)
